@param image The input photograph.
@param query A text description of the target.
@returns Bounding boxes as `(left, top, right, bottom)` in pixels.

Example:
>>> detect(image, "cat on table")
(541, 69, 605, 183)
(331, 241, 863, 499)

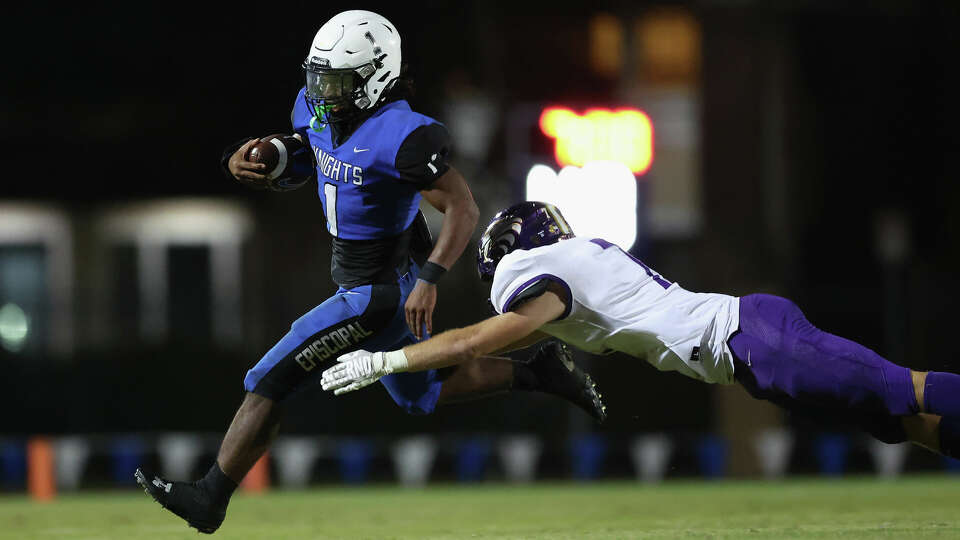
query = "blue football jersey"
(291, 89, 443, 240)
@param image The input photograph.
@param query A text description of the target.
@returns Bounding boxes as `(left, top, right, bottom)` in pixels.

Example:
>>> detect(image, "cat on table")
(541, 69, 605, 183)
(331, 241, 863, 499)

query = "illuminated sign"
(526, 161, 637, 249)
(539, 107, 654, 174)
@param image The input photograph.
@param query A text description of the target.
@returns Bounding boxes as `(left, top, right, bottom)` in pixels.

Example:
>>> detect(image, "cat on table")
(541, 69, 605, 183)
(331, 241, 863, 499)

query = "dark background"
(2, 1, 958, 479)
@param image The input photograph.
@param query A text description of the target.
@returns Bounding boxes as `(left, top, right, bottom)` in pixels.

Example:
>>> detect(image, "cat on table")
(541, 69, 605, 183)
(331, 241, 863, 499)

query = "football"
(246, 134, 315, 191)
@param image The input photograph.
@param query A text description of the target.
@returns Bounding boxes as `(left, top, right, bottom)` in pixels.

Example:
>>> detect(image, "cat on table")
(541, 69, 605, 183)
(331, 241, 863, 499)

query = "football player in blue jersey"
(135, 11, 604, 534)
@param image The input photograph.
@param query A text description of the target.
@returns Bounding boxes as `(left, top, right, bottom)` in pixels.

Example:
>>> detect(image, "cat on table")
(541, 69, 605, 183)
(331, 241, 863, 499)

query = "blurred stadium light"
(539, 107, 653, 175)
(526, 161, 637, 249)
(0, 302, 29, 352)
(633, 8, 700, 85)
(588, 14, 625, 77)
(0, 204, 73, 356)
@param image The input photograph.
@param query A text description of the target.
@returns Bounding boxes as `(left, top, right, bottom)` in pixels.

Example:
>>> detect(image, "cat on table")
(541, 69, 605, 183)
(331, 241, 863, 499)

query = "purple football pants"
(728, 294, 919, 443)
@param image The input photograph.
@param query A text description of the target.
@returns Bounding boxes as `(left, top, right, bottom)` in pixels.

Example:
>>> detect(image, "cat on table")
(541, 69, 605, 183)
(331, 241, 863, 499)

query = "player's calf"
(437, 357, 513, 404)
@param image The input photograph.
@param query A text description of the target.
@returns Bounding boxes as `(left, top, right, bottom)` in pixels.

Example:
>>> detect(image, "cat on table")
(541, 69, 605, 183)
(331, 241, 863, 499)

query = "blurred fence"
(4, 430, 960, 499)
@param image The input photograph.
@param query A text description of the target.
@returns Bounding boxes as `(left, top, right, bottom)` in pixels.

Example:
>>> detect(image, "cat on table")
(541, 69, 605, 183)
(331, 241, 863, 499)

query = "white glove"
(321, 349, 409, 395)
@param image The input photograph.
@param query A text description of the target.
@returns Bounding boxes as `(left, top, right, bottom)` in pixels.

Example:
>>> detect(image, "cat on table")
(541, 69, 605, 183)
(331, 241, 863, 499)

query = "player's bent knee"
(380, 371, 443, 416)
(385, 388, 440, 415)
(394, 397, 435, 416)
(243, 368, 259, 394)
(242, 366, 281, 400)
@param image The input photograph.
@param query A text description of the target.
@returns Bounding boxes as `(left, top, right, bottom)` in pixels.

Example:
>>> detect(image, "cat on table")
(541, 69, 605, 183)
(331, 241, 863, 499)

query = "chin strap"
(309, 116, 326, 133)
(309, 104, 333, 132)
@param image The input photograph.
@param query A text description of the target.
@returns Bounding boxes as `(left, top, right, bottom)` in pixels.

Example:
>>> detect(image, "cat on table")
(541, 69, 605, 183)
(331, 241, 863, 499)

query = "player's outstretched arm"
(404, 167, 480, 339)
(404, 303, 558, 371)
(321, 291, 565, 395)
(490, 330, 550, 355)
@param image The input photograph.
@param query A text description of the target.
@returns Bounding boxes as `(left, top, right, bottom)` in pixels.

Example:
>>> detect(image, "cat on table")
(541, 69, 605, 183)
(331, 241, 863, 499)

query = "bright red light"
(539, 107, 654, 174)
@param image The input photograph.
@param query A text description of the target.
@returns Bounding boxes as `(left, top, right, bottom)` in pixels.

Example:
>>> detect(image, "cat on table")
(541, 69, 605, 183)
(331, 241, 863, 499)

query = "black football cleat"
(527, 341, 607, 423)
(135, 467, 226, 534)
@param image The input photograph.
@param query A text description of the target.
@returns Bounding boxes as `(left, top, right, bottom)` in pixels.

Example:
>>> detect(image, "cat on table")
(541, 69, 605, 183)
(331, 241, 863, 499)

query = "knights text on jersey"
(490, 237, 740, 384)
(291, 92, 449, 240)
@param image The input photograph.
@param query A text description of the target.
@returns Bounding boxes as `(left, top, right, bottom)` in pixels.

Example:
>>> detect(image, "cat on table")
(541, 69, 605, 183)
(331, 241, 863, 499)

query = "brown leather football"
(246, 133, 286, 175)
(245, 134, 314, 191)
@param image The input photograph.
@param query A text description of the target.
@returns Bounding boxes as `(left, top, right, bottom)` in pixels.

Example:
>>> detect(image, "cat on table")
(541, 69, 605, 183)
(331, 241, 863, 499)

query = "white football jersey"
(490, 236, 740, 384)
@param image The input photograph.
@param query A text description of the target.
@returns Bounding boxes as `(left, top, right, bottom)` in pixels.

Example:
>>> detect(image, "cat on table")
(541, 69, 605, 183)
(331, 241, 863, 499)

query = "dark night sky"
(4, 2, 470, 198)
(3, 1, 957, 244)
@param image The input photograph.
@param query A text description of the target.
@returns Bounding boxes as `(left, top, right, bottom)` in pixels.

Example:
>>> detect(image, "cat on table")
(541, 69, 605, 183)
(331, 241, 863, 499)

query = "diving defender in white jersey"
(322, 201, 960, 459)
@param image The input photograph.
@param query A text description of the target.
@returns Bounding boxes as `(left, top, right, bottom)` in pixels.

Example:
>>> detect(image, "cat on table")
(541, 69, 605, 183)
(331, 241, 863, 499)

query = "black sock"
(197, 463, 238, 505)
(512, 362, 540, 391)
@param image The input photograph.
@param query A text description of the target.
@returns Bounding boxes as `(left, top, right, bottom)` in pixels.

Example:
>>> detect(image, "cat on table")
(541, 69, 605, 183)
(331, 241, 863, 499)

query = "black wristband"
(417, 261, 447, 284)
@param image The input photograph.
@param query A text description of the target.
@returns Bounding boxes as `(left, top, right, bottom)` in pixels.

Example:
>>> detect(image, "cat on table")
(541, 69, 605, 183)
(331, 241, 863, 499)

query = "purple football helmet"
(476, 201, 575, 281)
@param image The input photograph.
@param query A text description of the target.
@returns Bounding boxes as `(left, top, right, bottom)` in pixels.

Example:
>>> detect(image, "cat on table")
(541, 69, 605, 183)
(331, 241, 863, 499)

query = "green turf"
(1, 475, 959, 539)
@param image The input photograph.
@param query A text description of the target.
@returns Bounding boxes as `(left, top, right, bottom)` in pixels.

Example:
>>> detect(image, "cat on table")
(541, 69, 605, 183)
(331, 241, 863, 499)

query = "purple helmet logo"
(476, 201, 575, 281)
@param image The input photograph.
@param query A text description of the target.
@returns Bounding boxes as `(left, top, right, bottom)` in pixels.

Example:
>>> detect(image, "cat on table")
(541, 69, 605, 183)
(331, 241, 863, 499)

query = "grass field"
(2, 475, 959, 539)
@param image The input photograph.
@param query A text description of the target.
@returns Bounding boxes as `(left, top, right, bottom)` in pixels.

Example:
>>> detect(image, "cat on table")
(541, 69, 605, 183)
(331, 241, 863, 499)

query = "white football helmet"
(302, 10, 402, 125)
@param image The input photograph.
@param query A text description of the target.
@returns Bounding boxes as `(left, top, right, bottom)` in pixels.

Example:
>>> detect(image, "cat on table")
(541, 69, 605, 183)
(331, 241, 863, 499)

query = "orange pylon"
(240, 452, 270, 493)
(27, 437, 55, 501)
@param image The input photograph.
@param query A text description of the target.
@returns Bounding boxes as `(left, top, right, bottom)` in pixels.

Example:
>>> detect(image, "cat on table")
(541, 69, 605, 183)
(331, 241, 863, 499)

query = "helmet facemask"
(477, 217, 523, 281)
(302, 59, 379, 127)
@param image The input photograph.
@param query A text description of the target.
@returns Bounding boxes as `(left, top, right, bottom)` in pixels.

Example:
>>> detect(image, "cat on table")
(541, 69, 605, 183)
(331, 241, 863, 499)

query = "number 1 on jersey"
(590, 238, 671, 289)
(324, 183, 338, 236)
